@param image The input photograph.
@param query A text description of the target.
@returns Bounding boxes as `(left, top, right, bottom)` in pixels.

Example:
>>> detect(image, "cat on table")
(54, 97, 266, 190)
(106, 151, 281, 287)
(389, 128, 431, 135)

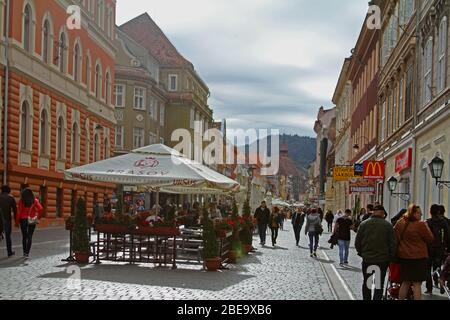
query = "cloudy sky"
(116, 0, 369, 138)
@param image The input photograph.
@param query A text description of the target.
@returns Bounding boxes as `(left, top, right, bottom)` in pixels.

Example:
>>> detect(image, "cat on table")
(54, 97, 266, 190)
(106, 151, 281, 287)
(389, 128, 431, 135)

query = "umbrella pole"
(155, 188, 160, 215)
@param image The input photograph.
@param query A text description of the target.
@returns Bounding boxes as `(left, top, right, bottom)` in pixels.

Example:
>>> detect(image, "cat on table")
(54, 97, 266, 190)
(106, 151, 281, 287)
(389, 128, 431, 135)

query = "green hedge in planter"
(202, 207, 219, 259)
(73, 198, 90, 253)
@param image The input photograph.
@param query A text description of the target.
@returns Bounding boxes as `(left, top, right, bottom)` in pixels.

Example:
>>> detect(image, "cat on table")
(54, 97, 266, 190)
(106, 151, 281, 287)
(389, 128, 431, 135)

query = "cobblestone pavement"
(0, 225, 336, 300)
(319, 228, 449, 301)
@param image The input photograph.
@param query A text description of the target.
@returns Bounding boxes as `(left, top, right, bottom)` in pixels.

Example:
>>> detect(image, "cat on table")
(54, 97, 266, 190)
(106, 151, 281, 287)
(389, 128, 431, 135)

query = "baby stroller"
(435, 254, 450, 300)
(384, 263, 414, 300)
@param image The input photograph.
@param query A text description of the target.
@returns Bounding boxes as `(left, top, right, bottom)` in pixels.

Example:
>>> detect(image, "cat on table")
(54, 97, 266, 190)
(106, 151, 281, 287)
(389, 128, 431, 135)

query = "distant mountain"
(280, 134, 316, 173)
(245, 134, 316, 174)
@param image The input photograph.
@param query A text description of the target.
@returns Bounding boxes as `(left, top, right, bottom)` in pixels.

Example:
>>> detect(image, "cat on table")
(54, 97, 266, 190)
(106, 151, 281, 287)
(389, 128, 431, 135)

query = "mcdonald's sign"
(363, 161, 385, 180)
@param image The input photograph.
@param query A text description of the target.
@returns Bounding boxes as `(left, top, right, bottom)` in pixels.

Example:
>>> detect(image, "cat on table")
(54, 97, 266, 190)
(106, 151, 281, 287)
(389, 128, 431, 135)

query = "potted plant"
(202, 207, 221, 271)
(65, 216, 75, 231)
(228, 201, 243, 262)
(240, 200, 254, 253)
(72, 198, 90, 264)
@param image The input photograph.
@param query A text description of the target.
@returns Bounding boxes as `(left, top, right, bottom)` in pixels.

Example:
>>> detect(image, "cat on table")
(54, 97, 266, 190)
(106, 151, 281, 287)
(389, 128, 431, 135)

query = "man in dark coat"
(254, 201, 270, 246)
(0, 185, 17, 257)
(292, 208, 306, 246)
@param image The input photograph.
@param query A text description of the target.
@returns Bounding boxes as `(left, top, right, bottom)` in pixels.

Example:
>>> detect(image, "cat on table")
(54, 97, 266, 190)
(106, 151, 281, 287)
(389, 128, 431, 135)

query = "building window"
(74, 43, 81, 82)
(103, 137, 109, 159)
(134, 87, 145, 110)
(169, 75, 178, 91)
(58, 32, 67, 73)
(39, 109, 48, 155)
(399, 78, 404, 125)
(23, 4, 32, 52)
(423, 37, 433, 106)
(95, 63, 102, 99)
(94, 133, 100, 162)
(86, 54, 92, 92)
(381, 101, 386, 142)
(115, 125, 123, 148)
(20, 102, 30, 151)
(56, 188, 63, 218)
(405, 65, 413, 119)
(438, 17, 447, 93)
(57, 116, 65, 160)
(42, 19, 51, 64)
(133, 127, 144, 149)
(392, 86, 397, 132)
(105, 72, 111, 105)
(72, 122, 79, 163)
(159, 104, 165, 126)
(115, 85, 125, 107)
(190, 109, 195, 129)
(39, 186, 47, 216)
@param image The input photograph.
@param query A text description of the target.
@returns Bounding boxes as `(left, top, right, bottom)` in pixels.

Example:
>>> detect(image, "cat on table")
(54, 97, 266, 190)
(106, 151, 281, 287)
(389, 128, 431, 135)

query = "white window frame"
(159, 104, 165, 126)
(133, 87, 146, 110)
(133, 127, 144, 149)
(71, 121, 80, 164)
(115, 84, 125, 108)
(381, 101, 386, 142)
(438, 17, 447, 93)
(399, 78, 404, 126)
(115, 125, 124, 148)
(169, 74, 178, 91)
(423, 37, 433, 106)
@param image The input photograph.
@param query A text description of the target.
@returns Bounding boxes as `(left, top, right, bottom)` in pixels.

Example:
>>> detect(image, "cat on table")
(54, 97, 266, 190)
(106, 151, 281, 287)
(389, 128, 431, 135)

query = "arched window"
(94, 133, 100, 162)
(42, 19, 51, 63)
(86, 53, 92, 92)
(72, 122, 79, 163)
(438, 17, 448, 92)
(57, 116, 65, 159)
(23, 4, 32, 52)
(58, 32, 67, 73)
(95, 63, 101, 99)
(105, 72, 111, 105)
(39, 109, 48, 155)
(20, 102, 30, 150)
(103, 137, 109, 159)
(74, 43, 81, 82)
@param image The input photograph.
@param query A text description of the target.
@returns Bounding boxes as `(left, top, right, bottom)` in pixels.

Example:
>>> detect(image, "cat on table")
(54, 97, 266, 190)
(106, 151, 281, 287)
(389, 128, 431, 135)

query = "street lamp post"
(428, 157, 450, 189)
(387, 176, 410, 201)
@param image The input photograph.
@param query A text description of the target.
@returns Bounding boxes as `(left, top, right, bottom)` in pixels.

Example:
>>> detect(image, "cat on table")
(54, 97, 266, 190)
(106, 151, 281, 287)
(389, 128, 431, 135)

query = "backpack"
(427, 218, 447, 250)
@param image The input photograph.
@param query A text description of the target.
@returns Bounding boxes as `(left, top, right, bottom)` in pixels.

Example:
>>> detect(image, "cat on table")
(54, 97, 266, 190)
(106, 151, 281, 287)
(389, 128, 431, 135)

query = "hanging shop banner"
(349, 180, 376, 194)
(333, 166, 355, 181)
(354, 163, 364, 178)
(395, 148, 413, 173)
(363, 161, 385, 180)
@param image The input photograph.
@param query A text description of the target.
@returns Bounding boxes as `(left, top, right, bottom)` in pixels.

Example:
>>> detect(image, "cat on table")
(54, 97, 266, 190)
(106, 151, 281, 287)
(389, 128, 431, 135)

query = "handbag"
(27, 202, 39, 225)
(316, 223, 324, 236)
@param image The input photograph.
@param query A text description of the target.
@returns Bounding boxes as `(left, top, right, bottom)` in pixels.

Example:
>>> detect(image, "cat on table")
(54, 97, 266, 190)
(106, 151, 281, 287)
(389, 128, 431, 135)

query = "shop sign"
(333, 166, 355, 181)
(363, 161, 385, 180)
(395, 148, 412, 173)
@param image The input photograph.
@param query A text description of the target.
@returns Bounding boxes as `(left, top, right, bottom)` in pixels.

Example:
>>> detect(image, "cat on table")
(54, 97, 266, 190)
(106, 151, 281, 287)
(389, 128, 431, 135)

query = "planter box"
(136, 227, 180, 237)
(94, 224, 130, 234)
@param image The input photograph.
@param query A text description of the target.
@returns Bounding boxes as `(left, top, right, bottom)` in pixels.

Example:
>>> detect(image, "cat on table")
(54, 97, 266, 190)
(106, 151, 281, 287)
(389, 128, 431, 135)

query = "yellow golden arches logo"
(363, 161, 384, 179)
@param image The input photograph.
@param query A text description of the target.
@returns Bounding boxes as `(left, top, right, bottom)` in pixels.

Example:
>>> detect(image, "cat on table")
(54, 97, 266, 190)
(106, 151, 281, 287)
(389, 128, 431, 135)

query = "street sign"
(333, 166, 354, 181)
(363, 161, 385, 180)
(349, 180, 376, 194)
(354, 163, 364, 177)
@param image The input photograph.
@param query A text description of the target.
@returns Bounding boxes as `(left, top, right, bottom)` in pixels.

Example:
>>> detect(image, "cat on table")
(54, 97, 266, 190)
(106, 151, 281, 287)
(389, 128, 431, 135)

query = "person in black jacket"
(254, 201, 270, 246)
(292, 207, 305, 246)
(0, 185, 17, 257)
(391, 209, 407, 226)
(425, 204, 450, 294)
(325, 210, 334, 232)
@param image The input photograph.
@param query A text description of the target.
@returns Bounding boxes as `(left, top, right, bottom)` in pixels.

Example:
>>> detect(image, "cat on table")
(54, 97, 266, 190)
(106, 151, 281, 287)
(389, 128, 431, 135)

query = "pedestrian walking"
(292, 207, 305, 246)
(269, 207, 281, 246)
(334, 209, 354, 266)
(318, 208, 324, 222)
(325, 210, 334, 233)
(394, 204, 434, 300)
(361, 204, 374, 222)
(16, 188, 44, 258)
(425, 204, 450, 294)
(0, 185, 17, 257)
(333, 209, 344, 224)
(305, 209, 322, 257)
(357, 208, 367, 222)
(355, 205, 396, 300)
(254, 201, 270, 246)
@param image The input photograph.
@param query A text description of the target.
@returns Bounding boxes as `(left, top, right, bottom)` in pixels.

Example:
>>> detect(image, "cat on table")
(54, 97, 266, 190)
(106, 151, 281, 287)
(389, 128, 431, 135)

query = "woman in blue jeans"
(305, 209, 322, 257)
(334, 209, 354, 266)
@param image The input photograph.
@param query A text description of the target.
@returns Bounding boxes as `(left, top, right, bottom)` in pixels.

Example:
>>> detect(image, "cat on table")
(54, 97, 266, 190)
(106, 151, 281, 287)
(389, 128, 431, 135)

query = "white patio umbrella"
(65, 144, 240, 211)
(271, 198, 290, 207)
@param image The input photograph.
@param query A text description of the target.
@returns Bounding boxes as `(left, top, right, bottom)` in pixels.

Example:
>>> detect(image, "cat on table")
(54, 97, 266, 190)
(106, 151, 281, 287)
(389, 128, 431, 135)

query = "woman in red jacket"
(16, 188, 43, 257)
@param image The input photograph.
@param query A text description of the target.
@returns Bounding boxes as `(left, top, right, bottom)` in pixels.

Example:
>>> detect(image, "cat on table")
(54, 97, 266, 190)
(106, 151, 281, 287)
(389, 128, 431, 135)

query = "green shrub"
(73, 198, 90, 253)
(202, 206, 219, 259)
